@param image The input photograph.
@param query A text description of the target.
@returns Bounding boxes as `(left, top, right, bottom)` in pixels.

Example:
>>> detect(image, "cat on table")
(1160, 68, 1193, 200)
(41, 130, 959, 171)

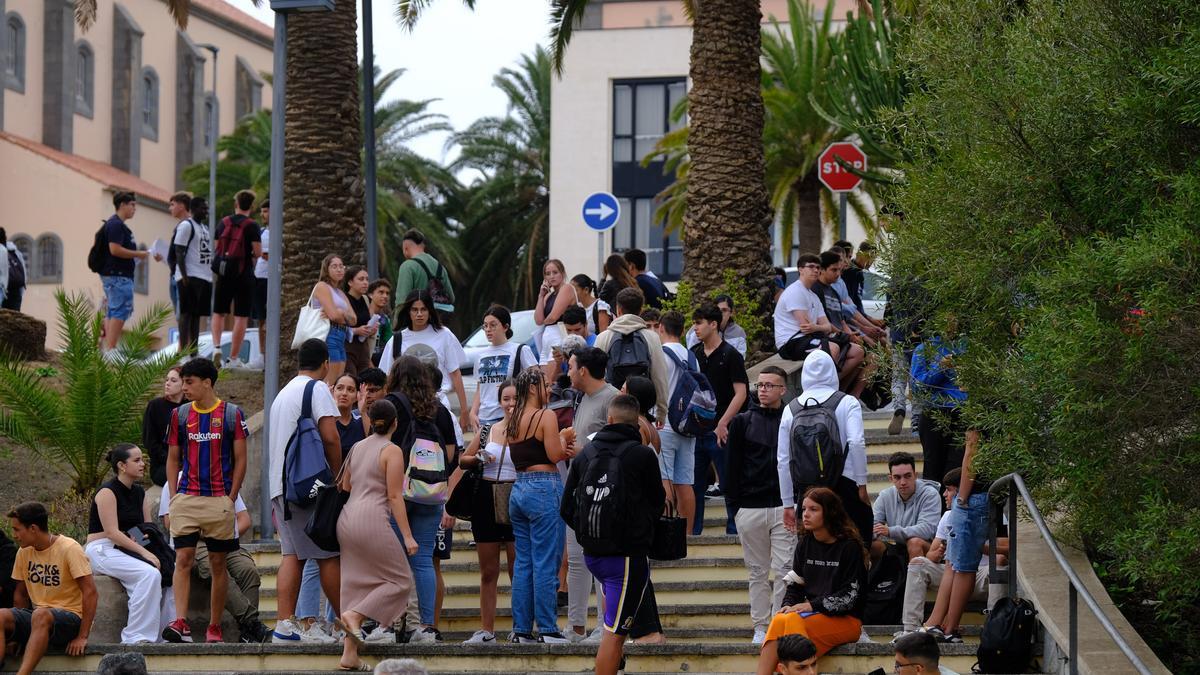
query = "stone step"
(403, 625, 982, 646)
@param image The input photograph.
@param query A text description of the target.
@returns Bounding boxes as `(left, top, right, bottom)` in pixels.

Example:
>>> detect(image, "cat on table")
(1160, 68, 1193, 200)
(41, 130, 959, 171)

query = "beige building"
(549, 0, 870, 284)
(1, 0, 272, 347)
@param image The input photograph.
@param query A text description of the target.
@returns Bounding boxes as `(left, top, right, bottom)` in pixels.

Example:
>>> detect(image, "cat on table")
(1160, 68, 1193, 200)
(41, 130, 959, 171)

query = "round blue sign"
(582, 192, 620, 232)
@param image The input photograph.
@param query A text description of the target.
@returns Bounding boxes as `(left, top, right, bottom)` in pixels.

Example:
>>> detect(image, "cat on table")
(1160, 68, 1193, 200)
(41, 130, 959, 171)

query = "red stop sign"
(818, 142, 867, 192)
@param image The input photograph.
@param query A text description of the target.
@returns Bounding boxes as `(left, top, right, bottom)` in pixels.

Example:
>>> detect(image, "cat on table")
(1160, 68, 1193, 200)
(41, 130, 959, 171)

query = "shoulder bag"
(491, 438, 514, 525)
(292, 289, 331, 349)
(304, 446, 353, 552)
(649, 495, 688, 561)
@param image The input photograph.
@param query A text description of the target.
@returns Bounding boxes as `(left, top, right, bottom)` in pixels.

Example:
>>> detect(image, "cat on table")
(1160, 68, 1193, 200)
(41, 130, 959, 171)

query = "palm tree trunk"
(278, 1, 366, 372)
(794, 170, 823, 256)
(683, 0, 775, 348)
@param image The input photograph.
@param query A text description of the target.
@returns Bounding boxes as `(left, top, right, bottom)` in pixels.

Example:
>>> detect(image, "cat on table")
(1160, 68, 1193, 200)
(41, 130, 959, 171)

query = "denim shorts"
(8, 607, 81, 648)
(658, 428, 696, 484)
(326, 324, 348, 363)
(102, 275, 135, 321)
(948, 491, 991, 573)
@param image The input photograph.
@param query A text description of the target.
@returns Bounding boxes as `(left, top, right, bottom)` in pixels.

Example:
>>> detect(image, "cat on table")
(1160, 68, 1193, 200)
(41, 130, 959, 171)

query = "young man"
(247, 198, 271, 371)
(811, 251, 868, 393)
(267, 339, 343, 643)
(687, 294, 748, 358)
(395, 228, 455, 318)
(561, 306, 595, 345)
(211, 190, 262, 369)
(171, 193, 213, 356)
(725, 365, 794, 644)
(560, 394, 666, 675)
(0, 228, 27, 311)
(655, 310, 698, 533)
(639, 307, 661, 333)
(624, 248, 668, 309)
(100, 192, 151, 351)
(872, 452, 942, 561)
(163, 357, 249, 643)
(773, 254, 843, 365)
(840, 242, 871, 315)
(593, 287, 669, 422)
(911, 333, 967, 483)
(1, 503, 96, 675)
(690, 302, 749, 536)
(774, 634, 819, 675)
(366, 280, 393, 365)
(893, 630, 960, 674)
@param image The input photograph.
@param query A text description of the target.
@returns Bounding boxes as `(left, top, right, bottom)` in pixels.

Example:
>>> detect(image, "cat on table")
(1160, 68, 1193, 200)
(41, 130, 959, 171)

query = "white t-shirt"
(254, 228, 269, 279)
(660, 342, 692, 400)
(773, 281, 826, 349)
(173, 218, 213, 283)
(582, 299, 612, 337)
(474, 341, 537, 423)
(378, 326, 466, 408)
(268, 374, 339, 499)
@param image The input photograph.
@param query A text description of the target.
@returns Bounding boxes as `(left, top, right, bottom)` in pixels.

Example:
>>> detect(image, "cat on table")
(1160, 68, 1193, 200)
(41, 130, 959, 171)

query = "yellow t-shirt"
(11, 535, 92, 616)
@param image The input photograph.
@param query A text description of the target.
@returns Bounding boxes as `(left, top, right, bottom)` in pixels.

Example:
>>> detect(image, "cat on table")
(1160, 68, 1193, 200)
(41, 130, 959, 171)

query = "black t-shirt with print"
(690, 339, 749, 418)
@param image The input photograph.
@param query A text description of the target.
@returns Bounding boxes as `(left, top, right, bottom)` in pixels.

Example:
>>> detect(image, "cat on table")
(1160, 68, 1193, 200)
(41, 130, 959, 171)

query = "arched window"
(4, 12, 25, 92)
(35, 234, 63, 283)
(134, 244, 149, 295)
(10, 234, 32, 274)
(75, 40, 94, 117)
(202, 93, 216, 148)
(141, 67, 159, 140)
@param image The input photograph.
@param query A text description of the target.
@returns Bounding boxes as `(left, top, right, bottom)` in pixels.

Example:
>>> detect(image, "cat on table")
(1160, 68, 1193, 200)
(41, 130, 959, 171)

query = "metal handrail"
(988, 473, 1153, 675)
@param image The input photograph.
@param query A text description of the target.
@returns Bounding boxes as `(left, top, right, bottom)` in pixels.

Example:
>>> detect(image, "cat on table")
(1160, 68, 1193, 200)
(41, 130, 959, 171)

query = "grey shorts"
(7, 607, 80, 648)
(272, 496, 339, 561)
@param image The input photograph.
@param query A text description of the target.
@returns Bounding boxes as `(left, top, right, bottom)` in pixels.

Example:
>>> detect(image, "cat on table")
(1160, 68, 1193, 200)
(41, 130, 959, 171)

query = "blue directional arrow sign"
(582, 192, 621, 232)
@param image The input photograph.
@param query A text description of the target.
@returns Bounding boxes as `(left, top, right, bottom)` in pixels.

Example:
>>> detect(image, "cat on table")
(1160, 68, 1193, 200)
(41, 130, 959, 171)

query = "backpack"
(283, 380, 335, 509)
(662, 347, 717, 437)
(166, 219, 197, 276)
(411, 257, 452, 308)
(5, 246, 24, 292)
(384, 392, 450, 505)
(87, 222, 109, 274)
(787, 391, 848, 500)
(605, 331, 651, 390)
(572, 439, 639, 556)
(211, 215, 252, 277)
(975, 597, 1038, 673)
(861, 542, 906, 625)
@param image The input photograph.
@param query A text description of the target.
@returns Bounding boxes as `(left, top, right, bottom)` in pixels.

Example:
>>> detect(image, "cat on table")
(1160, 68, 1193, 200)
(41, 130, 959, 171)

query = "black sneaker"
(510, 632, 538, 644)
(941, 631, 964, 644)
(239, 622, 272, 644)
(557, 591, 569, 608)
(888, 409, 906, 435)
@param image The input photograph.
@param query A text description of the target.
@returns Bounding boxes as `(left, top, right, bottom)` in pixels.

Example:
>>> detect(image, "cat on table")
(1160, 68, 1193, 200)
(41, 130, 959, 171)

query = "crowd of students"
(0, 240, 998, 675)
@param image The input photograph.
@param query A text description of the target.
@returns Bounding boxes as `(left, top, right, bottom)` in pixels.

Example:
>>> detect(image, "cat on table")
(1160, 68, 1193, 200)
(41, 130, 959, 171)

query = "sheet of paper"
(149, 238, 170, 263)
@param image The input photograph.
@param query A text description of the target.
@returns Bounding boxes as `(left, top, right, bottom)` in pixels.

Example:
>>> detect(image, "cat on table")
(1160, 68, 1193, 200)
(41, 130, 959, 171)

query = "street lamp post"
(197, 44, 220, 236)
(363, 0, 378, 280)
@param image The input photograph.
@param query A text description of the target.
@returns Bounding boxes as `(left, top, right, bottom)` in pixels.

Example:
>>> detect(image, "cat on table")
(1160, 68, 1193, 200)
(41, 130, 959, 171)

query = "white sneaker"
(752, 628, 767, 645)
(364, 626, 395, 643)
(225, 357, 246, 370)
(244, 356, 265, 370)
(582, 626, 605, 644)
(408, 627, 437, 643)
(539, 632, 571, 644)
(566, 629, 588, 644)
(463, 630, 496, 644)
(298, 621, 337, 644)
(858, 627, 874, 643)
(271, 618, 301, 643)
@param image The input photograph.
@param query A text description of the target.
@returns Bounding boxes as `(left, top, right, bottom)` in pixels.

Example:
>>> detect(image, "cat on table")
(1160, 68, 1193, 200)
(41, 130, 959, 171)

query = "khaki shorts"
(170, 493, 238, 551)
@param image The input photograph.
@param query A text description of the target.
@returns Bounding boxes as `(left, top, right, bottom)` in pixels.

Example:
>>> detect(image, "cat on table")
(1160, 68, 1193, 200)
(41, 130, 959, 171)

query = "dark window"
(234, 57, 263, 120)
(134, 244, 149, 294)
(75, 41, 94, 117)
(142, 67, 159, 141)
(33, 235, 63, 283)
(202, 94, 216, 148)
(11, 234, 33, 279)
(4, 12, 25, 92)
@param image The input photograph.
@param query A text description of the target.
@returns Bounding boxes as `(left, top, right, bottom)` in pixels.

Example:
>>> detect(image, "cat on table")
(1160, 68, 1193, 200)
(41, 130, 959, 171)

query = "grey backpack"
(787, 392, 847, 499)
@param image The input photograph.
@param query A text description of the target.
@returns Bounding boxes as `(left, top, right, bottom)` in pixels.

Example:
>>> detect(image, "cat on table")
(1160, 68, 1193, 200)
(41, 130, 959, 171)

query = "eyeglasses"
(894, 662, 921, 673)
(756, 383, 786, 390)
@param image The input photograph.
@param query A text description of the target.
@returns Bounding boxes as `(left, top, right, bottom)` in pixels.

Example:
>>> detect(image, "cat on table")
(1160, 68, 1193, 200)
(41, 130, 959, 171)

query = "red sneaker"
(162, 618, 192, 643)
(206, 624, 224, 643)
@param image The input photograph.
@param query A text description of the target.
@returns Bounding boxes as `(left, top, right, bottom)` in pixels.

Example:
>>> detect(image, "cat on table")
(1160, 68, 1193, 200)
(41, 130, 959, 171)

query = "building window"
(613, 197, 682, 280)
(133, 244, 149, 295)
(75, 41, 94, 117)
(612, 79, 686, 163)
(141, 67, 159, 141)
(234, 57, 263, 121)
(202, 94, 216, 148)
(4, 12, 25, 92)
(11, 235, 32, 277)
(34, 234, 63, 283)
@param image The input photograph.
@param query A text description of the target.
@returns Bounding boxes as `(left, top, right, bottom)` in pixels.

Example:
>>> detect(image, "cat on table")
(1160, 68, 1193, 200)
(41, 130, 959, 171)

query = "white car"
(459, 310, 539, 375)
(156, 328, 264, 366)
(782, 267, 888, 320)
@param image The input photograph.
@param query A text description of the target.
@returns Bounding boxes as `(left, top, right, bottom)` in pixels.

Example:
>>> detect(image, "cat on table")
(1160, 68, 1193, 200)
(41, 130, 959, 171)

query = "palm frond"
(394, 0, 477, 30)
(548, 0, 593, 75)
(72, 0, 98, 31)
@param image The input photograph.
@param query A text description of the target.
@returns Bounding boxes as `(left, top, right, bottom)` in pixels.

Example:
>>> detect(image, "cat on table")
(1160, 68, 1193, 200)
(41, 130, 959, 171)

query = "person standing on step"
(141, 367, 188, 520)
(367, 280, 394, 367)
(598, 253, 639, 307)
(618, 376, 667, 645)
(686, 294, 749, 358)
(162, 357, 248, 644)
(309, 255, 358, 389)
(247, 198, 271, 371)
(210, 190, 262, 370)
(910, 329, 967, 484)
(395, 228, 456, 321)
(655, 311, 698, 534)
(571, 274, 612, 336)
(725, 365, 795, 644)
(469, 305, 538, 432)
(344, 266, 377, 376)
(170, 193, 213, 356)
(534, 259, 579, 381)
(561, 394, 666, 675)
(690, 302, 749, 536)
(98, 192, 151, 352)
(624, 248, 668, 309)
(593, 287, 669, 421)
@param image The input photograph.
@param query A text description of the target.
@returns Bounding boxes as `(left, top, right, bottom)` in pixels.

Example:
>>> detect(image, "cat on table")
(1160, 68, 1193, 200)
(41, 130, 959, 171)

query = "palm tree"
(183, 109, 273, 213)
(0, 292, 175, 494)
(450, 47, 551, 319)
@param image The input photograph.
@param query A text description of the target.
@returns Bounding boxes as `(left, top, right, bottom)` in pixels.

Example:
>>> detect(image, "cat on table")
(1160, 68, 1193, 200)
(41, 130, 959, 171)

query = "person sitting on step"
(871, 451, 942, 562)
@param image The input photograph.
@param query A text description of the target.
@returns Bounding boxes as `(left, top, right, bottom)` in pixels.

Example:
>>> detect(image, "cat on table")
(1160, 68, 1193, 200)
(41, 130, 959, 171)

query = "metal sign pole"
(362, 0, 378, 279)
(597, 231, 604, 282)
(838, 192, 848, 243)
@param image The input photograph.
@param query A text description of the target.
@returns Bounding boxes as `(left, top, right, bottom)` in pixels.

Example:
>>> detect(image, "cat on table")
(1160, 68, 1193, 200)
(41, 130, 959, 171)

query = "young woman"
(141, 367, 187, 519)
(507, 367, 576, 643)
(84, 444, 172, 644)
(571, 274, 612, 336)
(379, 289, 470, 440)
(755, 487, 869, 674)
(344, 266, 376, 376)
(469, 305, 538, 431)
(383, 356, 458, 643)
(534, 260, 578, 381)
(333, 373, 366, 457)
(310, 254, 358, 387)
(618, 376, 667, 646)
(598, 254, 638, 307)
(335, 399, 419, 671)
(457, 379, 519, 643)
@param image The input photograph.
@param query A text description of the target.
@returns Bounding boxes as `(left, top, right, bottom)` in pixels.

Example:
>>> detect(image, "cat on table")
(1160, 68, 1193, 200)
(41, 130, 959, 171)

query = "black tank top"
(542, 289, 558, 322)
(88, 478, 145, 535)
(510, 410, 553, 470)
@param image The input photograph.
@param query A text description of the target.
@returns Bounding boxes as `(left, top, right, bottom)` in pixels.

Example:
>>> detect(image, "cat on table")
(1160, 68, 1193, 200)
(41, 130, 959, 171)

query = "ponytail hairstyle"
(368, 399, 398, 436)
(571, 274, 598, 299)
(508, 367, 548, 441)
(105, 443, 139, 475)
(484, 304, 514, 340)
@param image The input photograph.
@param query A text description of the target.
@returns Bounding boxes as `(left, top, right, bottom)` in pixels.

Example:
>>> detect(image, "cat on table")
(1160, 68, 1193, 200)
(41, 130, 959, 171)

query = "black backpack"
(572, 439, 639, 556)
(87, 223, 109, 274)
(412, 257, 453, 308)
(975, 597, 1039, 673)
(605, 331, 651, 390)
(5, 247, 24, 293)
(861, 542, 906, 625)
(787, 391, 847, 499)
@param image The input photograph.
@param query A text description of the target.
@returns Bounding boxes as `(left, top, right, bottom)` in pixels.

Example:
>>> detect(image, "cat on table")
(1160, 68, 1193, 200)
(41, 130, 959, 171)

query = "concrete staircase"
(20, 412, 997, 674)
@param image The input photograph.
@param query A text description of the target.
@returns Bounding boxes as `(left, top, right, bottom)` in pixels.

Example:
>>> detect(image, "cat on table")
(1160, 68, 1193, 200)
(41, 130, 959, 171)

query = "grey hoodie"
(593, 313, 669, 421)
(872, 479, 942, 542)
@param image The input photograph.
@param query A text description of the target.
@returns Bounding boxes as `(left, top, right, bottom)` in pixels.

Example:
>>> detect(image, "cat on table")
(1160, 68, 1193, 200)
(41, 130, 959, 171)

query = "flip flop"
(337, 663, 371, 672)
(333, 618, 366, 647)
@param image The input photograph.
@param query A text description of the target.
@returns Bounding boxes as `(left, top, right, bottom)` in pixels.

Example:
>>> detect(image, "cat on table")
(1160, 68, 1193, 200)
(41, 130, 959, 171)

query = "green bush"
(662, 269, 767, 355)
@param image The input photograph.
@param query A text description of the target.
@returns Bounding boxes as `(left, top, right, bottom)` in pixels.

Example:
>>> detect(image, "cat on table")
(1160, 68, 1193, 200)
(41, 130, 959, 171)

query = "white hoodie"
(776, 350, 868, 507)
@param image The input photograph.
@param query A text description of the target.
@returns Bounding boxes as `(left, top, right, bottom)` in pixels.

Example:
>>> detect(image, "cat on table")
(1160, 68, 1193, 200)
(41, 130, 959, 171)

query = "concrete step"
(429, 625, 981, 645)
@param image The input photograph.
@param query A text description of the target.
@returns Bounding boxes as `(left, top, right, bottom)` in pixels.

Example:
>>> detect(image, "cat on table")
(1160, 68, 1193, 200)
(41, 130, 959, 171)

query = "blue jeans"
(169, 276, 179, 318)
(296, 558, 336, 622)
(391, 501, 441, 625)
(509, 471, 565, 635)
(102, 275, 134, 321)
(948, 492, 990, 573)
(693, 431, 737, 535)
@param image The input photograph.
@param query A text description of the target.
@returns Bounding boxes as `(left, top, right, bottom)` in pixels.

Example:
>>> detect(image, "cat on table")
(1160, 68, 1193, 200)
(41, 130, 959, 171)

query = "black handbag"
(446, 467, 480, 520)
(649, 498, 688, 561)
(305, 448, 352, 552)
(778, 331, 829, 361)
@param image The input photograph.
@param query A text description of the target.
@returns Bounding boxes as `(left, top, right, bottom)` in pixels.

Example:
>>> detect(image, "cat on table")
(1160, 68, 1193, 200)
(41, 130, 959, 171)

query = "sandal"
(333, 618, 366, 647)
(338, 663, 371, 672)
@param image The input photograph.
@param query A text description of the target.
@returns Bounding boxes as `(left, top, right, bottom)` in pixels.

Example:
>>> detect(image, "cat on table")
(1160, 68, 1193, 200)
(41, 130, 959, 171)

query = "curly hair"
(385, 355, 438, 420)
(801, 486, 869, 567)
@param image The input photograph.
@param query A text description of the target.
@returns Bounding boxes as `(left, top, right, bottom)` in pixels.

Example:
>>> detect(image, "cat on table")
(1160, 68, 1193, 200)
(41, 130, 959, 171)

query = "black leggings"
(919, 407, 965, 485)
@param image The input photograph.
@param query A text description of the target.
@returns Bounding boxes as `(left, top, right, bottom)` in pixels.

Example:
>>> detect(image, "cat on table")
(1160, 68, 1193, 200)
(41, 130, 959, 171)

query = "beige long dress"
(337, 434, 413, 625)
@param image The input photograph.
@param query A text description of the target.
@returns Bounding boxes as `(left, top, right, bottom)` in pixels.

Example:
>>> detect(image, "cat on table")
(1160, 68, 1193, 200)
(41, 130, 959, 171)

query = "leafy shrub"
(662, 269, 767, 356)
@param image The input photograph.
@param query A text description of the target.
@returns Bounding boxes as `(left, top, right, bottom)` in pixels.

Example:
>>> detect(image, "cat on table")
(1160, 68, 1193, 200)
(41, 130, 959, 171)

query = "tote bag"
(292, 289, 331, 349)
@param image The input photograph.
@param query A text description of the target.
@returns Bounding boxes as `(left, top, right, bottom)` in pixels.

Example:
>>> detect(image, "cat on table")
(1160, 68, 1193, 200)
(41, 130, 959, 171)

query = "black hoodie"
(560, 423, 666, 557)
(724, 402, 785, 510)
